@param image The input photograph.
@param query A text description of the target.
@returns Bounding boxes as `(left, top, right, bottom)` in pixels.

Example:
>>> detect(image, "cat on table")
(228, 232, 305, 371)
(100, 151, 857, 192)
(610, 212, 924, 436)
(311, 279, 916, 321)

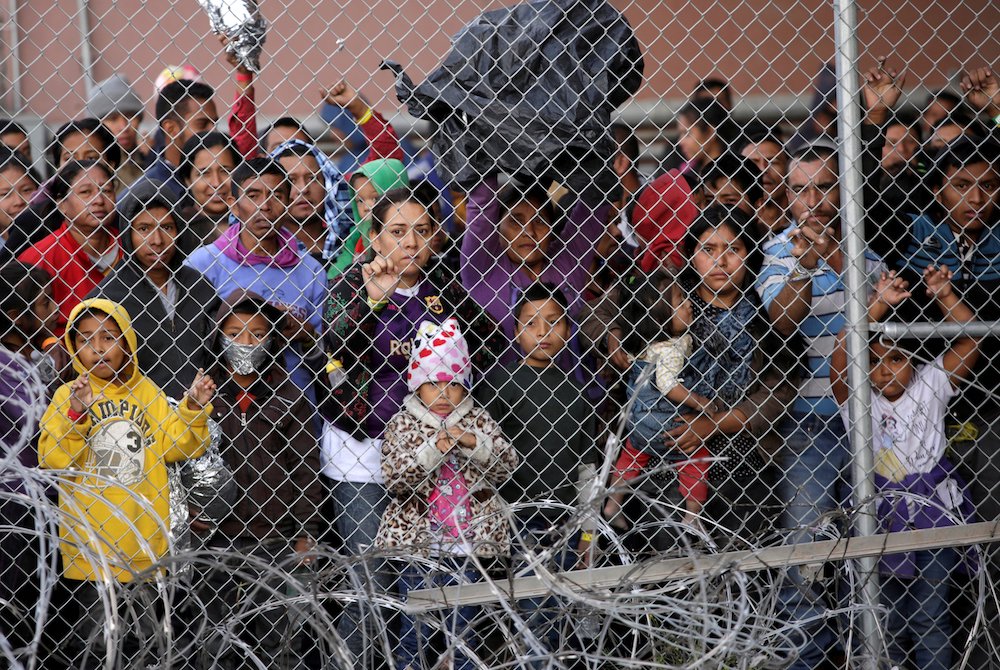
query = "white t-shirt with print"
(841, 355, 956, 479)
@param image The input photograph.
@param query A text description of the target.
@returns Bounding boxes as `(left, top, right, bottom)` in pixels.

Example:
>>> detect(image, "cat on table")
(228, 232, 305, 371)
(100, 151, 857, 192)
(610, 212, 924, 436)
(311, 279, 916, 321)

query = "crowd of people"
(0, 34, 999, 669)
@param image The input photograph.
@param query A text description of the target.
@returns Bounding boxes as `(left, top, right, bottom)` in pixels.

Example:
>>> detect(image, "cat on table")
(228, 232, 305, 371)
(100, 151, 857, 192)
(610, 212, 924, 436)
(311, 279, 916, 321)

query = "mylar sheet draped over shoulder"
(383, 0, 644, 196)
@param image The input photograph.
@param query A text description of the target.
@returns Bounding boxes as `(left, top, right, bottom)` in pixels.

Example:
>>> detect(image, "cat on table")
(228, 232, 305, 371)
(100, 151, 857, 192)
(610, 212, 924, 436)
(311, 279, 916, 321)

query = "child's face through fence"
(72, 313, 130, 381)
(869, 340, 914, 402)
(417, 381, 467, 416)
(516, 298, 570, 367)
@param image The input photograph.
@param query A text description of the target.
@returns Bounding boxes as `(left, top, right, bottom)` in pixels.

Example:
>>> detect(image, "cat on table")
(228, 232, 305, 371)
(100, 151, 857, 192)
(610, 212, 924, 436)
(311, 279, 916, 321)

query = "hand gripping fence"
(1, 0, 1000, 668)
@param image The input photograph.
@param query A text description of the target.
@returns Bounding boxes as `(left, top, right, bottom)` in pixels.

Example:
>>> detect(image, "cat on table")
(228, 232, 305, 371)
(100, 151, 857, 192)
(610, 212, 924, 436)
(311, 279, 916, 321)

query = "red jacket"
(18, 223, 121, 335)
(632, 169, 699, 272)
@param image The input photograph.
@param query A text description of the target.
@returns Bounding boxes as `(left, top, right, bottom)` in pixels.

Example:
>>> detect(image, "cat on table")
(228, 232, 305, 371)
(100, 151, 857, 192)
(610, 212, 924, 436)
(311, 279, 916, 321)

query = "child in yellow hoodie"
(38, 298, 215, 667)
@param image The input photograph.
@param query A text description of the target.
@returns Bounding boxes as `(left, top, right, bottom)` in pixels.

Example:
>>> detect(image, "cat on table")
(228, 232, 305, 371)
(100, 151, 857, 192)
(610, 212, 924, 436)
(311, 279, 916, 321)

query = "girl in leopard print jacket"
(377, 319, 517, 670)
(375, 319, 517, 558)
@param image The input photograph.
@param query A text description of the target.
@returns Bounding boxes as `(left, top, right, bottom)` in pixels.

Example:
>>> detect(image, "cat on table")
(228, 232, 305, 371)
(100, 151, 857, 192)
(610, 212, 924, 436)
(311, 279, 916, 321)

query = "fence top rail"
(404, 521, 1000, 612)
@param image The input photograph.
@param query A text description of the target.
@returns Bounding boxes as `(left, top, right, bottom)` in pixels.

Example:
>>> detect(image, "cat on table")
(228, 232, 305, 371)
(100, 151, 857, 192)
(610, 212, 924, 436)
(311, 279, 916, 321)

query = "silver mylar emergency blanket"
(196, 0, 268, 73)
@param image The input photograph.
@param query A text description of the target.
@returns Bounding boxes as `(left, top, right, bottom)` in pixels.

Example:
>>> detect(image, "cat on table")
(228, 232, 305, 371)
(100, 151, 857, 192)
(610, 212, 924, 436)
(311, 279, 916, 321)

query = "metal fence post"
(832, 0, 882, 666)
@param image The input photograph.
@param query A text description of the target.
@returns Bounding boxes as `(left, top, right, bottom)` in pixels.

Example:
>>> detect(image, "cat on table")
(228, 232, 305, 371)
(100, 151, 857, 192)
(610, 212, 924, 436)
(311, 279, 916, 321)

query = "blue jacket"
(898, 213, 1000, 285)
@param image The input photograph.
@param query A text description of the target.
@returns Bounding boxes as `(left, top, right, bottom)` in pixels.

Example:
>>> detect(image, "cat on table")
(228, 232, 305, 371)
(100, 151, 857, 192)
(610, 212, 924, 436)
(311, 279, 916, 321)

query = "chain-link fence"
(1, 0, 999, 667)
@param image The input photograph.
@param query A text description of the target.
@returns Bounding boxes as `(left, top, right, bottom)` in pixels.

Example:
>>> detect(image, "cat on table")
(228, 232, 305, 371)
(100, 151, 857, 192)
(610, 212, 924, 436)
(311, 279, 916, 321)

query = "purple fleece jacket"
(460, 175, 607, 362)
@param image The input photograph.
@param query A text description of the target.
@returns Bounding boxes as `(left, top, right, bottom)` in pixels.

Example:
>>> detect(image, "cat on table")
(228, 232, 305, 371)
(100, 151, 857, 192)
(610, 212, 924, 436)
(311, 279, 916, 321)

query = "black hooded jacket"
(87, 179, 219, 398)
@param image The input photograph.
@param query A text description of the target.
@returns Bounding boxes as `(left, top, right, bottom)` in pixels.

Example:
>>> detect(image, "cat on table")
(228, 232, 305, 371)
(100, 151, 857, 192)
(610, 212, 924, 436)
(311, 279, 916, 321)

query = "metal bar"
(872, 321, 1000, 339)
(6, 0, 22, 112)
(76, 0, 95, 95)
(831, 0, 880, 667)
(405, 521, 1000, 612)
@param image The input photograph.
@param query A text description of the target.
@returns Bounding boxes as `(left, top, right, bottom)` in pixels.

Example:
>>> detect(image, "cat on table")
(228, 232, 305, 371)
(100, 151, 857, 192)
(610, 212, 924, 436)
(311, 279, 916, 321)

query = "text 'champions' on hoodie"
(38, 298, 212, 582)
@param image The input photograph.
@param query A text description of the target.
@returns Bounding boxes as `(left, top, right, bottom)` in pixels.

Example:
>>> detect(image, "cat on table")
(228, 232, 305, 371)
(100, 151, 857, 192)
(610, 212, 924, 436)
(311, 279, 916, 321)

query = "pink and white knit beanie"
(406, 318, 472, 393)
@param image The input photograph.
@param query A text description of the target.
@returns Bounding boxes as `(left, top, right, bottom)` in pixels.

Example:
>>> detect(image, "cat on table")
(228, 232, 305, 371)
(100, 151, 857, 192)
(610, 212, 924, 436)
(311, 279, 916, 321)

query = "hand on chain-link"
(363, 256, 403, 303)
(436, 430, 455, 454)
(186, 368, 216, 410)
(961, 67, 1000, 117)
(788, 224, 838, 270)
(68, 374, 98, 414)
(862, 56, 905, 124)
(923, 264, 956, 301)
(870, 271, 912, 308)
(218, 34, 253, 77)
(447, 425, 477, 449)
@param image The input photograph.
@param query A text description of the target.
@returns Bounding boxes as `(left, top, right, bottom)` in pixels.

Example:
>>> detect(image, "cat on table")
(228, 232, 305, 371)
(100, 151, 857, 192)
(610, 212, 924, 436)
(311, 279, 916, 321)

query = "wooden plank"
(405, 521, 1000, 612)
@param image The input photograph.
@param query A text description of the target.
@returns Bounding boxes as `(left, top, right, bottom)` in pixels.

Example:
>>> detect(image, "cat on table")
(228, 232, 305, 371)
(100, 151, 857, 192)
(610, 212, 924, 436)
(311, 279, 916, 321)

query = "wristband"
(357, 107, 373, 125)
(235, 71, 253, 84)
(367, 296, 389, 311)
(581, 532, 594, 543)
(67, 407, 87, 423)
(790, 261, 821, 282)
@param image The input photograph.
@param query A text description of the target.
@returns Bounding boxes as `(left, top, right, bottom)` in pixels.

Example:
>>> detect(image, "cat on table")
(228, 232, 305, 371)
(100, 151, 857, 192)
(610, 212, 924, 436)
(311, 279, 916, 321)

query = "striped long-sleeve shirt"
(756, 227, 885, 416)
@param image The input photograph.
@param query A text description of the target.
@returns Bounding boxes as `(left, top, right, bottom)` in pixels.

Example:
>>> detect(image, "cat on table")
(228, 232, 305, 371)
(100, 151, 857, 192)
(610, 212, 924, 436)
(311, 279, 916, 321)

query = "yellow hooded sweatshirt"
(38, 298, 212, 582)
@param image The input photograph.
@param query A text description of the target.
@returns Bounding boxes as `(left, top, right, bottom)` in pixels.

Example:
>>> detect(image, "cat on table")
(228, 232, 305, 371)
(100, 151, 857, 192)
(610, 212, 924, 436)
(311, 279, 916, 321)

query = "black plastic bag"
(383, 0, 644, 197)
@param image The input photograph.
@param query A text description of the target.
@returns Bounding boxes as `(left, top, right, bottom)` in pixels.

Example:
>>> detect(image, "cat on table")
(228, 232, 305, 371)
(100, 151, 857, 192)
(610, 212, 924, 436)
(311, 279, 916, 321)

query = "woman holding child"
(583, 206, 800, 545)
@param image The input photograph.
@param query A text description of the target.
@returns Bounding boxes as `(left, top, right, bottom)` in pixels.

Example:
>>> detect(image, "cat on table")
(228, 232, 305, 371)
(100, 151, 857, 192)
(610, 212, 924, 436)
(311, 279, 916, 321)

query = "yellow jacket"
(38, 299, 211, 582)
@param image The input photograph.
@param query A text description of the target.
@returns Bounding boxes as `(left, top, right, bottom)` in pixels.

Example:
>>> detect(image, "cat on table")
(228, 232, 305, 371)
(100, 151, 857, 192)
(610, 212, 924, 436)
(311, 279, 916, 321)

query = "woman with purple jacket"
(460, 175, 607, 361)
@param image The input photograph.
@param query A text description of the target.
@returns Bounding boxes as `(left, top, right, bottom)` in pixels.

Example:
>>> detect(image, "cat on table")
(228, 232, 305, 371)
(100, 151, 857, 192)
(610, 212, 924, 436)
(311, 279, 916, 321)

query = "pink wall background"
(4, 0, 998, 123)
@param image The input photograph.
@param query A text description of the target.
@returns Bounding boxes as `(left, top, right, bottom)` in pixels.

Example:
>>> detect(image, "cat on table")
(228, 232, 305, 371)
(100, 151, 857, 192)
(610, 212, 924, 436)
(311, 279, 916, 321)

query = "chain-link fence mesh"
(1, 0, 999, 667)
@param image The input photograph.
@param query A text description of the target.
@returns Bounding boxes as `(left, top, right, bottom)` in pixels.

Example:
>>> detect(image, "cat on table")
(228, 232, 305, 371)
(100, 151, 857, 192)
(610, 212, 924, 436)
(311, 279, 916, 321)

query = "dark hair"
(230, 157, 289, 197)
(412, 180, 443, 225)
(697, 77, 729, 92)
(370, 187, 439, 233)
(0, 262, 50, 344)
(931, 112, 989, 142)
(261, 117, 311, 150)
(678, 97, 731, 134)
(617, 269, 679, 356)
(926, 137, 1000, 189)
(497, 179, 555, 227)
(117, 180, 180, 224)
(737, 121, 786, 152)
(612, 123, 640, 165)
(884, 111, 921, 138)
(702, 152, 764, 206)
(790, 141, 838, 167)
(179, 131, 240, 183)
(0, 145, 40, 185)
(0, 119, 27, 139)
(682, 205, 762, 289)
(924, 89, 962, 111)
(49, 159, 116, 201)
(514, 282, 569, 323)
(155, 79, 215, 126)
(49, 118, 121, 170)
